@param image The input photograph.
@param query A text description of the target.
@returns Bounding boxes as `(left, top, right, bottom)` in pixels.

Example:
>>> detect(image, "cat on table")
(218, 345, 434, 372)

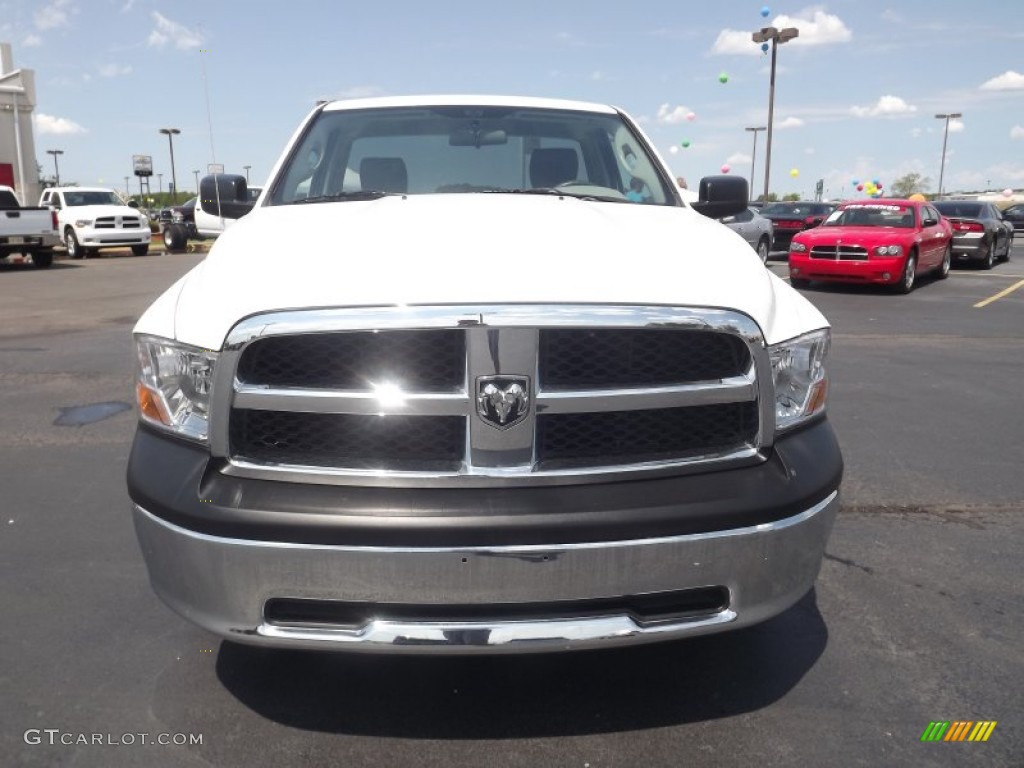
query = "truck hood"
(140, 195, 827, 348)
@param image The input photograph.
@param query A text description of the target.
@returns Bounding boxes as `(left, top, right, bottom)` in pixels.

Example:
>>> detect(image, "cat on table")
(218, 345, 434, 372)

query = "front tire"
(935, 244, 951, 280)
(756, 237, 770, 265)
(163, 224, 187, 253)
(131, 244, 149, 256)
(896, 253, 917, 294)
(64, 228, 82, 259)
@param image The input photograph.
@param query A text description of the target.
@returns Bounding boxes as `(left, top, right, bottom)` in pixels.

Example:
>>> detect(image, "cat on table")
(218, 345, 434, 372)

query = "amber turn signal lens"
(136, 381, 170, 425)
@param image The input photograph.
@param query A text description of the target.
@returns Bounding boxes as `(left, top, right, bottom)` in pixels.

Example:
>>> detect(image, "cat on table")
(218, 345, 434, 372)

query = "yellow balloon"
(789, 168, 799, 178)
(908, 193, 926, 202)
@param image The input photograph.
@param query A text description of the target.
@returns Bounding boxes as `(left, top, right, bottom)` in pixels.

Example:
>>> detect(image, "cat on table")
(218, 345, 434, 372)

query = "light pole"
(744, 127, 766, 201)
(934, 113, 961, 199)
(243, 165, 251, 183)
(192, 169, 200, 194)
(157, 173, 163, 196)
(124, 176, 129, 195)
(46, 149, 64, 186)
(159, 127, 181, 203)
(751, 26, 799, 202)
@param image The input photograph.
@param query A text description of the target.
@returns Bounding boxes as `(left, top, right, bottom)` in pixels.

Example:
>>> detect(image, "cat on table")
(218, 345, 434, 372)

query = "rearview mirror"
(691, 175, 748, 219)
(199, 174, 254, 219)
(449, 128, 508, 147)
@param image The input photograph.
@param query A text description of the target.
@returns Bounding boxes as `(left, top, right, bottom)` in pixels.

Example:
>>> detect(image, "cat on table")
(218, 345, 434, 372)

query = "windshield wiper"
(290, 190, 395, 204)
(479, 188, 629, 203)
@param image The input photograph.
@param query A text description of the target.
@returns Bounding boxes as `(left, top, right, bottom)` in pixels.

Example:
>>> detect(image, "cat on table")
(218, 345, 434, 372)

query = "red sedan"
(788, 199, 953, 294)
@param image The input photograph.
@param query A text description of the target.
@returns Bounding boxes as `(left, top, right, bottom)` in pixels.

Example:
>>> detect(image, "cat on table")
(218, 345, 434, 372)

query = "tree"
(782, 192, 801, 201)
(890, 173, 930, 198)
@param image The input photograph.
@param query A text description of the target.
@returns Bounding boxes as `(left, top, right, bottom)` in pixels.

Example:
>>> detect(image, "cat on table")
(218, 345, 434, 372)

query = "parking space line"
(974, 279, 1024, 308)
(952, 271, 1024, 280)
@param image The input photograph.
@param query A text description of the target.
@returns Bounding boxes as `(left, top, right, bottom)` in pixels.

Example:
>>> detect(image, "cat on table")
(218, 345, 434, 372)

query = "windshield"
(62, 190, 123, 206)
(825, 204, 916, 228)
(269, 105, 674, 206)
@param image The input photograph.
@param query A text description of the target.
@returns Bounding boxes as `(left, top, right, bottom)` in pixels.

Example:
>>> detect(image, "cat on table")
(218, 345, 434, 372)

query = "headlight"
(769, 329, 830, 432)
(790, 242, 807, 253)
(873, 244, 902, 256)
(74, 219, 93, 228)
(135, 335, 217, 442)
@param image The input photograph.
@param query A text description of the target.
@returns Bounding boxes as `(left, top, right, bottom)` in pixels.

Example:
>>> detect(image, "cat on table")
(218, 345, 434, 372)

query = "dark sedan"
(1001, 203, 1024, 233)
(760, 201, 835, 252)
(932, 201, 1013, 269)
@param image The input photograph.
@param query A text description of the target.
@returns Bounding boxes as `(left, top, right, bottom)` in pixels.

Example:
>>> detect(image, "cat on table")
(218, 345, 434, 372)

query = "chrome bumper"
(133, 491, 839, 654)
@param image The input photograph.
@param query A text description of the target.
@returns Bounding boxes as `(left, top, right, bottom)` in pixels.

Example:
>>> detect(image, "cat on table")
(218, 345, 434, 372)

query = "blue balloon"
(761, 6, 771, 17)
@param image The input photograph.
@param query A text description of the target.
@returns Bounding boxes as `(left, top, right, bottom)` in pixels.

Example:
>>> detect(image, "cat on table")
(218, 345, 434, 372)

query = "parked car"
(1001, 203, 1024, 233)
(40, 187, 150, 258)
(163, 189, 261, 251)
(760, 201, 835, 252)
(721, 206, 774, 263)
(932, 201, 1012, 269)
(0, 184, 60, 268)
(788, 199, 953, 294)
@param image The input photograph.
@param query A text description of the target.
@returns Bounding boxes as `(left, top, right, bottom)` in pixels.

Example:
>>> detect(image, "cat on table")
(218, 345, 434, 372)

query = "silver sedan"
(721, 207, 774, 264)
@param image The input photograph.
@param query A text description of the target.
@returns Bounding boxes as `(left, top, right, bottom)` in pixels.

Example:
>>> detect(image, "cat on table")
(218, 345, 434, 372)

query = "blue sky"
(4, 0, 1023, 200)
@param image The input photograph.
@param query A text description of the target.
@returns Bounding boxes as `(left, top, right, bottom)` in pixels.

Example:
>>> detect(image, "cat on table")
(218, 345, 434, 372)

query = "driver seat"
(529, 148, 579, 188)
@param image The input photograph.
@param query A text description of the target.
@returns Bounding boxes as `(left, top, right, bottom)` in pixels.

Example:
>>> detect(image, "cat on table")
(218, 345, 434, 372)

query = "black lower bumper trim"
(126, 420, 842, 547)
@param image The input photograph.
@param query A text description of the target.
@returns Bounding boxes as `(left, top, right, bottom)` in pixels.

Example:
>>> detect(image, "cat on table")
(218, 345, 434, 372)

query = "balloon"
(872, 178, 880, 185)
(852, 178, 860, 185)
(1003, 188, 1013, 197)
(669, 145, 679, 154)
(718, 72, 729, 84)
(761, 42, 769, 53)
(856, 184, 864, 191)
(686, 112, 696, 121)
(908, 193, 926, 202)
(761, 6, 771, 18)
(721, 164, 731, 174)
(877, 182, 883, 189)
(789, 168, 799, 178)
(680, 140, 691, 148)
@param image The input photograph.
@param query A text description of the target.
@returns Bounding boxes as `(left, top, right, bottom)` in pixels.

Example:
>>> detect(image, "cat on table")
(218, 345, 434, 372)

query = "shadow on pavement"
(215, 589, 828, 738)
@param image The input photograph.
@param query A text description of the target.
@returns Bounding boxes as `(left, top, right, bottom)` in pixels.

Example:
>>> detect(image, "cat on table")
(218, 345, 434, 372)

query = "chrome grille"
(94, 216, 142, 230)
(213, 306, 771, 487)
(810, 244, 868, 261)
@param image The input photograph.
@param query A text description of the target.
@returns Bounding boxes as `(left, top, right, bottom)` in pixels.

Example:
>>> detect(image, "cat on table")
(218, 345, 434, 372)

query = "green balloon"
(719, 72, 729, 84)
(681, 140, 691, 148)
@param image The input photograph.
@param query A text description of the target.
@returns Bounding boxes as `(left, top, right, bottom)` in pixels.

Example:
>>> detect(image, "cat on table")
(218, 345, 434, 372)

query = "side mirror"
(691, 175, 748, 219)
(127, 200, 139, 209)
(199, 174, 254, 219)
(922, 217, 937, 227)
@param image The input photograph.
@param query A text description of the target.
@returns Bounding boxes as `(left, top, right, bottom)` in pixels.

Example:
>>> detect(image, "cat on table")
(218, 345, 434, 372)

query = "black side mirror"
(923, 217, 937, 227)
(127, 200, 139, 209)
(199, 174, 254, 219)
(692, 175, 748, 219)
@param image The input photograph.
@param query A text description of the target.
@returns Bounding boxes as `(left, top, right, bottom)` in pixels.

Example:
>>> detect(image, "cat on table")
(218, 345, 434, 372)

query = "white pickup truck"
(40, 187, 150, 259)
(129, 95, 842, 654)
(162, 186, 262, 252)
(0, 185, 60, 268)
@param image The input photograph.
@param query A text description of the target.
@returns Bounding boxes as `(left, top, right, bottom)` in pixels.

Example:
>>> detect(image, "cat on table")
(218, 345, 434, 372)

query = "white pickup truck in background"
(162, 185, 262, 252)
(40, 187, 150, 259)
(0, 185, 60, 268)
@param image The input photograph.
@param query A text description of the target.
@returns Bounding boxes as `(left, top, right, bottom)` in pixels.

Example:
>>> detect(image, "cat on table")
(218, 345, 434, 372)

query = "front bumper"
(129, 421, 842, 653)
(789, 253, 905, 285)
(79, 228, 150, 247)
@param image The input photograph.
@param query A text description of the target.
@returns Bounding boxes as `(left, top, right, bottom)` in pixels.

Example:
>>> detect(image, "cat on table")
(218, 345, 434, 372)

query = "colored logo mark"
(920, 721, 997, 742)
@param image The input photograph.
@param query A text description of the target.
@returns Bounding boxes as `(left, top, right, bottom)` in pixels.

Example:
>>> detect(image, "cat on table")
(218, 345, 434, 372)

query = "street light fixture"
(243, 165, 251, 183)
(744, 127, 766, 201)
(159, 127, 181, 203)
(751, 26, 799, 202)
(46, 149, 64, 186)
(934, 112, 962, 200)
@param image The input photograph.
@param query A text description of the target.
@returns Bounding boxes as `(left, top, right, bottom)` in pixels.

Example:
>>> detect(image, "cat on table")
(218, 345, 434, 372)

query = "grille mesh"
(537, 402, 758, 468)
(237, 330, 465, 391)
(540, 329, 750, 390)
(230, 411, 465, 471)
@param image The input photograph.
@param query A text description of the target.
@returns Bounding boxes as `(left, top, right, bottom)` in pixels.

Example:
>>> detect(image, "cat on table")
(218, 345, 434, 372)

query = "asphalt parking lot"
(1, 245, 1021, 767)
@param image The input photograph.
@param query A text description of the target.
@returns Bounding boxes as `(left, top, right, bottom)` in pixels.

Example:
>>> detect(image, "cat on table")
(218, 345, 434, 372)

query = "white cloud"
(98, 63, 132, 78)
(34, 0, 73, 31)
(1010, 125, 1024, 140)
(910, 127, 924, 138)
(726, 152, 751, 166)
(147, 12, 203, 50)
(656, 103, 693, 125)
(776, 116, 805, 129)
(804, 147, 816, 155)
(712, 10, 851, 55)
(34, 113, 86, 135)
(881, 10, 902, 23)
(331, 85, 384, 99)
(980, 70, 1024, 91)
(851, 95, 917, 118)
(23, 34, 43, 47)
(947, 120, 965, 133)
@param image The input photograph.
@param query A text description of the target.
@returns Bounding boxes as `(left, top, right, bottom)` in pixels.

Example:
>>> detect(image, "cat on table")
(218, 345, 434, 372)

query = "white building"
(0, 42, 41, 205)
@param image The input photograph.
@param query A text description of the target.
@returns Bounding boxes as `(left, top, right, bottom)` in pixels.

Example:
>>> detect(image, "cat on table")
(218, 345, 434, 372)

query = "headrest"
(360, 157, 408, 193)
(529, 148, 579, 189)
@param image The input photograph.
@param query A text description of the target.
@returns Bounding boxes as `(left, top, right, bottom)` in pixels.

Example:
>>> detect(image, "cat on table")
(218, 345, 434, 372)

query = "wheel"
(31, 250, 54, 269)
(163, 224, 188, 253)
(83, 248, 98, 259)
(999, 233, 1011, 261)
(790, 277, 810, 289)
(980, 240, 994, 270)
(935, 244, 951, 280)
(64, 228, 83, 259)
(896, 253, 917, 294)
(756, 236, 770, 265)
(131, 244, 149, 256)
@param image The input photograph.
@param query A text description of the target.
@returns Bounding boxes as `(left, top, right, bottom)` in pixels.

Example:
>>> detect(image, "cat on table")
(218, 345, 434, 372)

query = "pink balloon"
(720, 164, 731, 174)
(1003, 188, 1013, 197)
(877, 182, 883, 190)
(686, 112, 696, 121)
(856, 183, 864, 191)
